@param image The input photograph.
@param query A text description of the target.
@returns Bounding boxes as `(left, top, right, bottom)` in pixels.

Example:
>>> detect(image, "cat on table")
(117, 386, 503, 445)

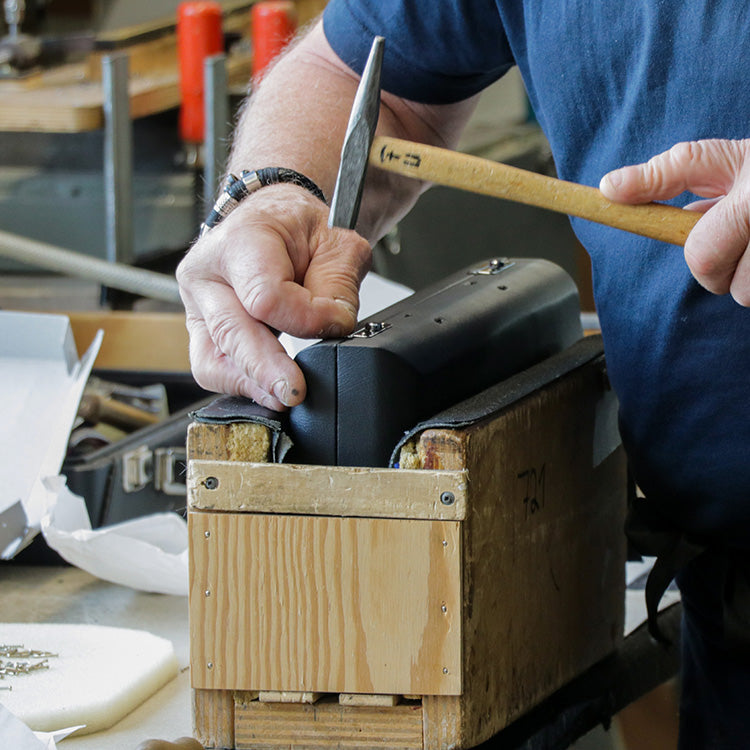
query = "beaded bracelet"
(199, 167, 327, 237)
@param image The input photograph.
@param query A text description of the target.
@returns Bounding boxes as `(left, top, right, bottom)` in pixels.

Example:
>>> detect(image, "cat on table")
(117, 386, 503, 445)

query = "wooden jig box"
(186, 337, 627, 749)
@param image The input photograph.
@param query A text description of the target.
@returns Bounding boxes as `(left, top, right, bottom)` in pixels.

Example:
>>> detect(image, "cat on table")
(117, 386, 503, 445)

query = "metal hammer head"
(328, 36, 384, 230)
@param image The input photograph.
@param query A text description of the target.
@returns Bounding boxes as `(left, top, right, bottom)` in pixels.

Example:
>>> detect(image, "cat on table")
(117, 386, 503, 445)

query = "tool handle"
(371, 136, 701, 246)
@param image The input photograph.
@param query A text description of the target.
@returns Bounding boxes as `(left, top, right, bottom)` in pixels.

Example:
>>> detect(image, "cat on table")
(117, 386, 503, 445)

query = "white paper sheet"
(0, 702, 83, 750)
(0, 312, 102, 558)
(41, 481, 188, 596)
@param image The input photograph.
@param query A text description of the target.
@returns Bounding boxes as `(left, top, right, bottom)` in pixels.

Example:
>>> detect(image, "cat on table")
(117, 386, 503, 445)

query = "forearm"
(178, 20, 481, 404)
(226, 20, 479, 243)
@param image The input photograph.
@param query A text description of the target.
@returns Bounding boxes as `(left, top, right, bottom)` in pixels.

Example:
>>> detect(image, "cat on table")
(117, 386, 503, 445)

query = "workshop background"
(0, 2, 678, 749)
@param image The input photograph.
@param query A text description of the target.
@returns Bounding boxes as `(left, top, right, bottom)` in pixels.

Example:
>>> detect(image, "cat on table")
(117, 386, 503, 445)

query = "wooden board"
(234, 698, 424, 750)
(188, 459, 468, 520)
(0, 52, 252, 132)
(420, 356, 627, 748)
(193, 688, 234, 750)
(0, 0, 325, 133)
(189, 512, 462, 696)
(188, 345, 627, 749)
(188, 419, 270, 749)
(66, 311, 190, 372)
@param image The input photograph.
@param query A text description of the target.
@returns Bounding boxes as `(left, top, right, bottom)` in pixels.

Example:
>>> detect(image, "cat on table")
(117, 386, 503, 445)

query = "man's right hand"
(176, 185, 372, 410)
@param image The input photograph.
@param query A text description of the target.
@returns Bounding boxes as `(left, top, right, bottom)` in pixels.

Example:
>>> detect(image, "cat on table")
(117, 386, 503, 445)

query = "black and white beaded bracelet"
(199, 167, 327, 237)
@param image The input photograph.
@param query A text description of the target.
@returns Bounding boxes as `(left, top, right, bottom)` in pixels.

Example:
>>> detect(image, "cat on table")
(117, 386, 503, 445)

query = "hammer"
(330, 37, 700, 246)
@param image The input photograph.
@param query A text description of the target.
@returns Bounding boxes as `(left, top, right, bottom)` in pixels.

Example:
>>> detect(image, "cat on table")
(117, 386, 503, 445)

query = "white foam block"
(0, 623, 178, 736)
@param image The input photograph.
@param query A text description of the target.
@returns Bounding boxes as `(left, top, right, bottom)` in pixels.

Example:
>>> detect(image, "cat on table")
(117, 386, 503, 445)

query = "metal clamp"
(154, 447, 187, 496)
(122, 445, 152, 493)
(121, 446, 187, 496)
(470, 258, 514, 275)
(350, 321, 391, 338)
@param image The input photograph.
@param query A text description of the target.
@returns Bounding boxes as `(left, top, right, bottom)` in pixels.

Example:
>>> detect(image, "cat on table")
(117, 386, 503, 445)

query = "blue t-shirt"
(324, 1, 750, 543)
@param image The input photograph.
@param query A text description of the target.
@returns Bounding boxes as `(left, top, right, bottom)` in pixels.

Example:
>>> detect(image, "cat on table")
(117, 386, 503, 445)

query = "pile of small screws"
(0, 644, 58, 689)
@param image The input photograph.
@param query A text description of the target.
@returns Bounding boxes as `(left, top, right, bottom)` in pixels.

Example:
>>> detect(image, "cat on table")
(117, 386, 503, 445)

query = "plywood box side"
(421, 359, 627, 747)
(189, 512, 462, 696)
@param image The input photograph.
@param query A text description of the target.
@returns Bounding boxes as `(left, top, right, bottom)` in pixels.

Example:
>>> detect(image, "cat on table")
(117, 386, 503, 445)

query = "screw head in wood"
(440, 491, 455, 506)
(204, 476, 219, 490)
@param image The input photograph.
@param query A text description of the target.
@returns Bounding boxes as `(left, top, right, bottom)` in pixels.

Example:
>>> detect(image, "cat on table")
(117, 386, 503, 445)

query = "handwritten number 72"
(518, 464, 546, 518)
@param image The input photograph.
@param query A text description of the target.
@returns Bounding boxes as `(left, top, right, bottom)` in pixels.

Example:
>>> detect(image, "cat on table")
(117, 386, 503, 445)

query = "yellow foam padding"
(0, 623, 178, 736)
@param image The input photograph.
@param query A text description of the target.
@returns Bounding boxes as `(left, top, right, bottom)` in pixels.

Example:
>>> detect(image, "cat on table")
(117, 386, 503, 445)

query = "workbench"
(0, 564, 680, 749)
(0, 565, 191, 750)
(0, 322, 681, 748)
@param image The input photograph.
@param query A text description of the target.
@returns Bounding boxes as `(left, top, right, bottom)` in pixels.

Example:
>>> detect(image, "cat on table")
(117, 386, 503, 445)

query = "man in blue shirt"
(177, 3, 750, 746)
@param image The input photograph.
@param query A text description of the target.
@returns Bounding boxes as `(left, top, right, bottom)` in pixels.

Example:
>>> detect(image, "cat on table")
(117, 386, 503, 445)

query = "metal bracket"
(350, 321, 391, 338)
(121, 445, 152, 493)
(470, 258, 514, 275)
(122, 446, 187, 495)
(154, 447, 187, 496)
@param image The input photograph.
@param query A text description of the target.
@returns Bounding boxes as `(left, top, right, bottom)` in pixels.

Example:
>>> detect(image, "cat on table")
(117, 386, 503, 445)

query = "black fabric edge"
(389, 335, 605, 466)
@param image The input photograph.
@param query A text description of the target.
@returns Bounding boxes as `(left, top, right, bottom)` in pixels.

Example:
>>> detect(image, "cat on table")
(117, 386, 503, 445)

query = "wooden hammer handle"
(371, 136, 701, 246)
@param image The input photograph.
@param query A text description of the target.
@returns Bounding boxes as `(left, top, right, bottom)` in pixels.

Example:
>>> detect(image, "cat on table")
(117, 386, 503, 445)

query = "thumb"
(302, 226, 373, 332)
(600, 139, 748, 204)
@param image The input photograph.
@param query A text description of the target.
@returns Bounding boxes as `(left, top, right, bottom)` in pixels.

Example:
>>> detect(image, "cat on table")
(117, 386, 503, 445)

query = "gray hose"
(0, 229, 182, 305)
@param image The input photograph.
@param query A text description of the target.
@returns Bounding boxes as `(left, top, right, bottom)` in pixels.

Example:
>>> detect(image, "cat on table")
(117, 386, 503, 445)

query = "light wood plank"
(0, 2, 255, 133)
(192, 688, 234, 749)
(258, 691, 322, 704)
(188, 408, 273, 747)
(422, 695, 462, 750)
(190, 512, 462, 696)
(0, 53, 251, 133)
(234, 699, 424, 750)
(188, 459, 468, 520)
(66, 311, 190, 372)
(339, 693, 401, 707)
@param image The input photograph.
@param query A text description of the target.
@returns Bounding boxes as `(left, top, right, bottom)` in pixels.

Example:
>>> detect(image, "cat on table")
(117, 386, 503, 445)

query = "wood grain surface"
(188, 459, 468, 520)
(190, 511, 462, 696)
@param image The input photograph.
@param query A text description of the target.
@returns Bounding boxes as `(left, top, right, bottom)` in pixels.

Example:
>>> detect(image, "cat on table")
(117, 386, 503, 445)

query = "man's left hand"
(600, 139, 750, 306)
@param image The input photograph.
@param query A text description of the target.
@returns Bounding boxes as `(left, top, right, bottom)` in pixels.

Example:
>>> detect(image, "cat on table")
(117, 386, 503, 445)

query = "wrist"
(200, 167, 327, 237)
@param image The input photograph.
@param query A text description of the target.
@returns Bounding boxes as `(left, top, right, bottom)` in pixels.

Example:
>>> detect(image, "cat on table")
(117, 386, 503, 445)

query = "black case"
(289, 257, 583, 467)
(62, 381, 212, 528)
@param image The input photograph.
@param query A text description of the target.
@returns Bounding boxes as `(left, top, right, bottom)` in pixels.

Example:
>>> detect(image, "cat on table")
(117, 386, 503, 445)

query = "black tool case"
(289, 257, 583, 467)
(62, 390, 213, 528)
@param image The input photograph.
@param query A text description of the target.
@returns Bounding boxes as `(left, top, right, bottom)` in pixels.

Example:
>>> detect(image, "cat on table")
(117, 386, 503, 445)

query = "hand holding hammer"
(333, 37, 700, 246)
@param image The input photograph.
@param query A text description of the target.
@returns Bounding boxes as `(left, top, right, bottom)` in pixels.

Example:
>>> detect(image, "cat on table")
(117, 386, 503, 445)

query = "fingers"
(219, 190, 370, 338)
(599, 139, 750, 306)
(599, 140, 746, 204)
(183, 291, 306, 409)
(683, 189, 750, 302)
(177, 185, 373, 403)
(731, 243, 750, 305)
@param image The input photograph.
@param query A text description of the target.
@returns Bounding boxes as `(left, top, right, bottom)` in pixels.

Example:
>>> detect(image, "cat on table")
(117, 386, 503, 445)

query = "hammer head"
(328, 36, 385, 230)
